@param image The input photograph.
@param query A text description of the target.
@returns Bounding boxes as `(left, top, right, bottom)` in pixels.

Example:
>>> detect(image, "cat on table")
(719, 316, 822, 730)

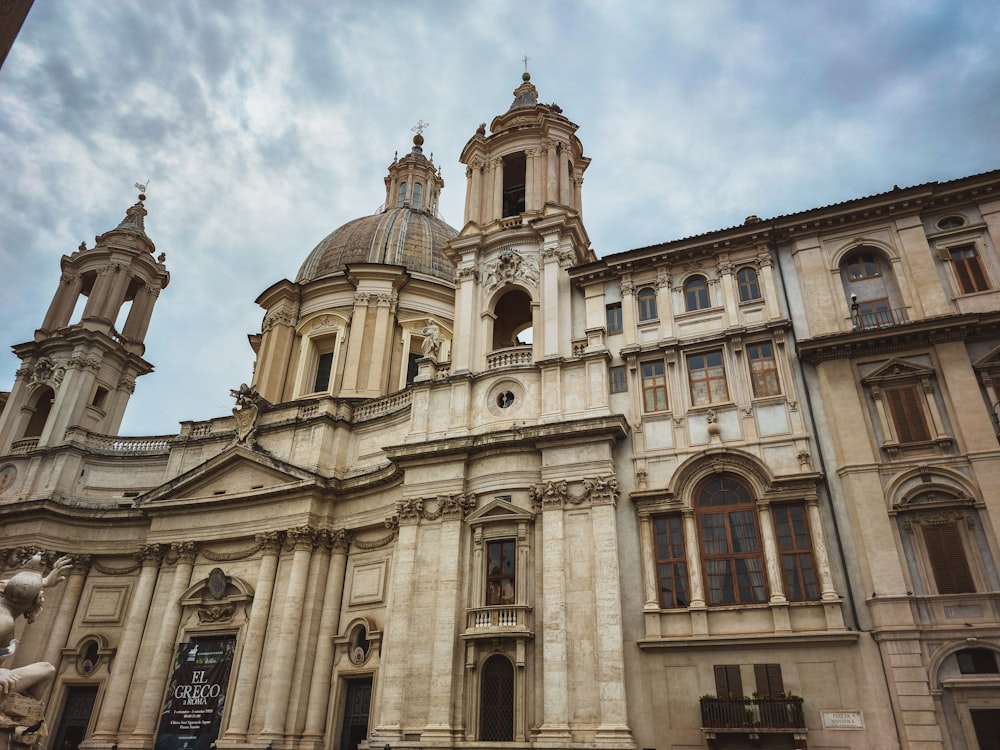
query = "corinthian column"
(223, 533, 281, 740)
(262, 527, 316, 737)
(132, 542, 197, 739)
(89, 546, 161, 742)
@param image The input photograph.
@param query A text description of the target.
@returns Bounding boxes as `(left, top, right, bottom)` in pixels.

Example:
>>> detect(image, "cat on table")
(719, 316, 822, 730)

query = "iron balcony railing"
(700, 696, 805, 730)
(851, 306, 908, 331)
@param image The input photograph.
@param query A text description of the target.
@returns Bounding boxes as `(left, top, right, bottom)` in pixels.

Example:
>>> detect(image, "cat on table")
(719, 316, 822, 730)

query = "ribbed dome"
(296, 207, 458, 283)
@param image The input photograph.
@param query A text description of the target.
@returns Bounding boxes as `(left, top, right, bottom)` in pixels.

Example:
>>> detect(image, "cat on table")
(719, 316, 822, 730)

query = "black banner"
(154, 637, 236, 750)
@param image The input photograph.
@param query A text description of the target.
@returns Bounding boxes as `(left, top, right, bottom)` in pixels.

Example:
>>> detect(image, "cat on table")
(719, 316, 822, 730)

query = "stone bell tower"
(446, 72, 594, 377)
(0, 189, 169, 453)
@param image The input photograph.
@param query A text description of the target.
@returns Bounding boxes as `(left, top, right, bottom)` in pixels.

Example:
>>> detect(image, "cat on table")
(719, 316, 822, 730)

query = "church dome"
(296, 206, 457, 283)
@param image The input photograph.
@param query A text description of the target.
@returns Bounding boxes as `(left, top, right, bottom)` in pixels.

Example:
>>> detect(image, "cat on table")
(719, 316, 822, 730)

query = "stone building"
(0, 74, 998, 750)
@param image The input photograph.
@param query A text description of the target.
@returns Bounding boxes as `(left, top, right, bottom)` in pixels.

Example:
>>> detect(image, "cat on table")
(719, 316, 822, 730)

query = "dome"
(297, 207, 457, 283)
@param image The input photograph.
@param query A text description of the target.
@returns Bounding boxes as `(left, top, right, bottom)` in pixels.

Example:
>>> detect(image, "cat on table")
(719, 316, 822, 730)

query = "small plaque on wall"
(821, 710, 865, 729)
(349, 560, 387, 605)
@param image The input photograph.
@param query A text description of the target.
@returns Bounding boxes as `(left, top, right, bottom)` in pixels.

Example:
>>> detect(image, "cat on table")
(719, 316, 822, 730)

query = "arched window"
(697, 475, 767, 605)
(397, 182, 407, 207)
(840, 247, 905, 329)
(684, 276, 710, 311)
(492, 289, 533, 349)
(24, 386, 55, 438)
(736, 267, 761, 302)
(479, 655, 514, 741)
(637, 287, 657, 321)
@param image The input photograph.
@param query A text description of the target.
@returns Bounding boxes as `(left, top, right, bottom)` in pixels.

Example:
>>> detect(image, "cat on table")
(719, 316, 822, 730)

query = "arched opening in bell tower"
(492, 288, 533, 348)
(23, 386, 55, 439)
(502, 152, 526, 217)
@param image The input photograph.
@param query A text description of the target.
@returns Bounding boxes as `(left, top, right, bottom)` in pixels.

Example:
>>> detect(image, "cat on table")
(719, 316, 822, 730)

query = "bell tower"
(0, 189, 169, 453)
(446, 72, 593, 375)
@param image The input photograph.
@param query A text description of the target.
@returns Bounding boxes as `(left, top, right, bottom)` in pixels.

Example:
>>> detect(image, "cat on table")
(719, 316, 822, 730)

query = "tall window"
(502, 152, 526, 217)
(922, 522, 975, 594)
(697, 476, 767, 605)
(641, 360, 668, 412)
(609, 365, 627, 394)
(606, 302, 623, 334)
(949, 244, 990, 294)
(313, 351, 335, 392)
(397, 183, 407, 207)
(412, 183, 423, 210)
(846, 252, 881, 280)
(747, 342, 780, 397)
(637, 288, 658, 321)
(772, 504, 818, 601)
(884, 385, 931, 443)
(486, 540, 516, 605)
(736, 267, 761, 302)
(714, 665, 743, 697)
(689, 350, 729, 406)
(479, 655, 514, 741)
(654, 516, 689, 608)
(685, 276, 710, 311)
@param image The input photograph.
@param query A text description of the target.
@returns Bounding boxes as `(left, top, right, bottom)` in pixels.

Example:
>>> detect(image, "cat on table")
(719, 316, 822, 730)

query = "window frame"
(736, 267, 762, 303)
(688, 349, 729, 407)
(653, 515, 689, 608)
(771, 503, 819, 601)
(696, 475, 769, 606)
(948, 243, 991, 294)
(845, 252, 882, 280)
(746, 341, 781, 398)
(609, 365, 627, 394)
(641, 359, 668, 412)
(684, 275, 711, 311)
(637, 287, 658, 322)
(485, 538, 517, 606)
(883, 384, 932, 444)
(606, 302, 623, 335)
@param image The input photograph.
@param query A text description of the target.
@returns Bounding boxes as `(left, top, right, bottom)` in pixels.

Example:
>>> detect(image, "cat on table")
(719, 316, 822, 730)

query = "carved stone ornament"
(207, 567, 228, 599)
(482, 248, 540, 291)
(530, 480, 568, 510)
(230, 383, 262, 448)
(583, 475, 620, 505)
(263, 307, 298, 332)
(28, 356, 66, 390)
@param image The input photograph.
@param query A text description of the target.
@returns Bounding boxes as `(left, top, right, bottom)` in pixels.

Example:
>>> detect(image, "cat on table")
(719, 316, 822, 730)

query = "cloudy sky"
(1, 0, 998, 435)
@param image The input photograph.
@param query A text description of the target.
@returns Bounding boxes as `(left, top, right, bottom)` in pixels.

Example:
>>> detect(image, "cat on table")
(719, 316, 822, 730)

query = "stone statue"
(1, 554, 72, 722)
(230, 383, 261, 448)
(421, 320, 443, 360)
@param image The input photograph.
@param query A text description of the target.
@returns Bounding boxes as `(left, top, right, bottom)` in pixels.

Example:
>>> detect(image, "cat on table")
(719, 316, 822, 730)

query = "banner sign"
(154, 637, 236, 750)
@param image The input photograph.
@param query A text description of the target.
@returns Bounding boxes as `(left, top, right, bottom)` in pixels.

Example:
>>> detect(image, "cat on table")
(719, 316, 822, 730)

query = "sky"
(1, 0, 998, 436)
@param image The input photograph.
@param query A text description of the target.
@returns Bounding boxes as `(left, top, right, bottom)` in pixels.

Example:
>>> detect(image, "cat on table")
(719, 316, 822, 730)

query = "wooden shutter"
(714, 665, 743, 697)
(885, 386, 931, 443)
(922, 523, 975, 594)
(754, 664, 784, 697)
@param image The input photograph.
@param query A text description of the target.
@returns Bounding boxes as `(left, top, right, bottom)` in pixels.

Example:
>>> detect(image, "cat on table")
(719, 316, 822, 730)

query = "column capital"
(255, 531, 283, 553)
(171, 541, 197, 564)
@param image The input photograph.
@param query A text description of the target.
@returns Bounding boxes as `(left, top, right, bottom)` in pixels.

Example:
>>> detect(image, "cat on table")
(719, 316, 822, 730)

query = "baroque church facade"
(1, 74, 999, 750)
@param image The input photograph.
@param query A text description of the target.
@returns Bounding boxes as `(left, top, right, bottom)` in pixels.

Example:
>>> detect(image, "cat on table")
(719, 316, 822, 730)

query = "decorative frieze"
(482, 248, 540, 291)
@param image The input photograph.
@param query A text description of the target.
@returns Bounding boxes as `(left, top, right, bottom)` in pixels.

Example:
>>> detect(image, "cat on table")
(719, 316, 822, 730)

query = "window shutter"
(885, 386, 931, 443)
(922, 523, 975, 594)
(754, 664, 784, 696)
(714, 664, 743, 697)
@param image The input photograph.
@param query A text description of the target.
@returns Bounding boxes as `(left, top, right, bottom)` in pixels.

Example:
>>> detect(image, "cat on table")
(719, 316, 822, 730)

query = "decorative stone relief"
(530, 480, 568, 509)
(482, 248, 540, 291)
(263, 307, 298, 332)
(28, 356, 66, 390)
(583, 475, 620, 505)
(67, 354, 101, 372)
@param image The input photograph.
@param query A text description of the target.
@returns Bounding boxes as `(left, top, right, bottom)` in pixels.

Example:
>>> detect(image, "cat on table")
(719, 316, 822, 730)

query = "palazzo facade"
(1, 74, 999, 750)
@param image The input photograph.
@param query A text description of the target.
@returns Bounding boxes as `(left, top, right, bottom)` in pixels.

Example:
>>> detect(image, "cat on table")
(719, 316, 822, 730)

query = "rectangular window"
(641, 360, 668, 412)
(486, 539, 516, 605)
(609, 365, 627, 394)
(714, 665, 743, 697)
(654, 516, 689, 608)
(313, 351, 335, 392)
(747, 342, 781, 397)
(949, 244, 990, 293)
(606, 302, 623, 334)
(689, 350, 729, 406)
(922, 522, 975, 594)
(772, 504, 819, 601)
(884, 385, 931, 443)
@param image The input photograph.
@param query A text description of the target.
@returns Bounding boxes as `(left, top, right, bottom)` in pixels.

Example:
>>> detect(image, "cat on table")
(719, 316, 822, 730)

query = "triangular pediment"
(139, 446, 320, 504)
(466, 498, 535, 527)
(861, 357, 935, 384)
(973, 344, 1000, 371)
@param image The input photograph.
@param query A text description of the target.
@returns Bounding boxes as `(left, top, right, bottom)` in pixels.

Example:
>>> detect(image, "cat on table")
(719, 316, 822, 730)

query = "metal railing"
(700, 696, 805, 730)
(851, 306, 908, 331)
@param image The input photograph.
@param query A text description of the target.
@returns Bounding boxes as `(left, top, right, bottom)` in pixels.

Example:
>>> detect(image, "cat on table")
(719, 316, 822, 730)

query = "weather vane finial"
(135, 179, 150, 200)
(411, 120, 429, 137)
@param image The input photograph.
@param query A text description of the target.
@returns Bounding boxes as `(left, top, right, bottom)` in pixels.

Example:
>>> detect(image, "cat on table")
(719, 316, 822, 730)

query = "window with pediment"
(861, 358, 950, 454)
(972, 346, 1000, 438)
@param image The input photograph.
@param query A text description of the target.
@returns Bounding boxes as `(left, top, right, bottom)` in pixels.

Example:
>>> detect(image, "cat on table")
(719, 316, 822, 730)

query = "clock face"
(0, 464, 16, 494)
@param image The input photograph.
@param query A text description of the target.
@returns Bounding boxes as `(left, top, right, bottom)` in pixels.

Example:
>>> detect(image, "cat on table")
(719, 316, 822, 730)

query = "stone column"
(682, 510, 705, 607)
(654, 273, 673, 338)
(303, 531, 350, 738)
(340, 293, 370, 393)
(424, 504, 466, 740)
(638, 515, 658, 609)
(619, 278, 637, 347)
(537, 493, 571, 740)
(546, 141, 558, 205)
(370, 515, 415, 744)
(525, 148, 538, 211)
(717, 259, 739, 320)
(89, 546, 161, 742)
(757, 503, 786, 603)
(120, 284, 159, 343)
(261, 527, 315, 737)
(492, 157, 504, 220)
(132, 543, 197, 740)
(558, 146, 571, 206)
(223, 533, 281, 741)
(41, 555, 90, 677)
(806, 500, 839, 601)
(756, 251, 781, 321)
(590, 489, 634, 746)
(41, 272, 83, 331)
(365, 293, 395, 394)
